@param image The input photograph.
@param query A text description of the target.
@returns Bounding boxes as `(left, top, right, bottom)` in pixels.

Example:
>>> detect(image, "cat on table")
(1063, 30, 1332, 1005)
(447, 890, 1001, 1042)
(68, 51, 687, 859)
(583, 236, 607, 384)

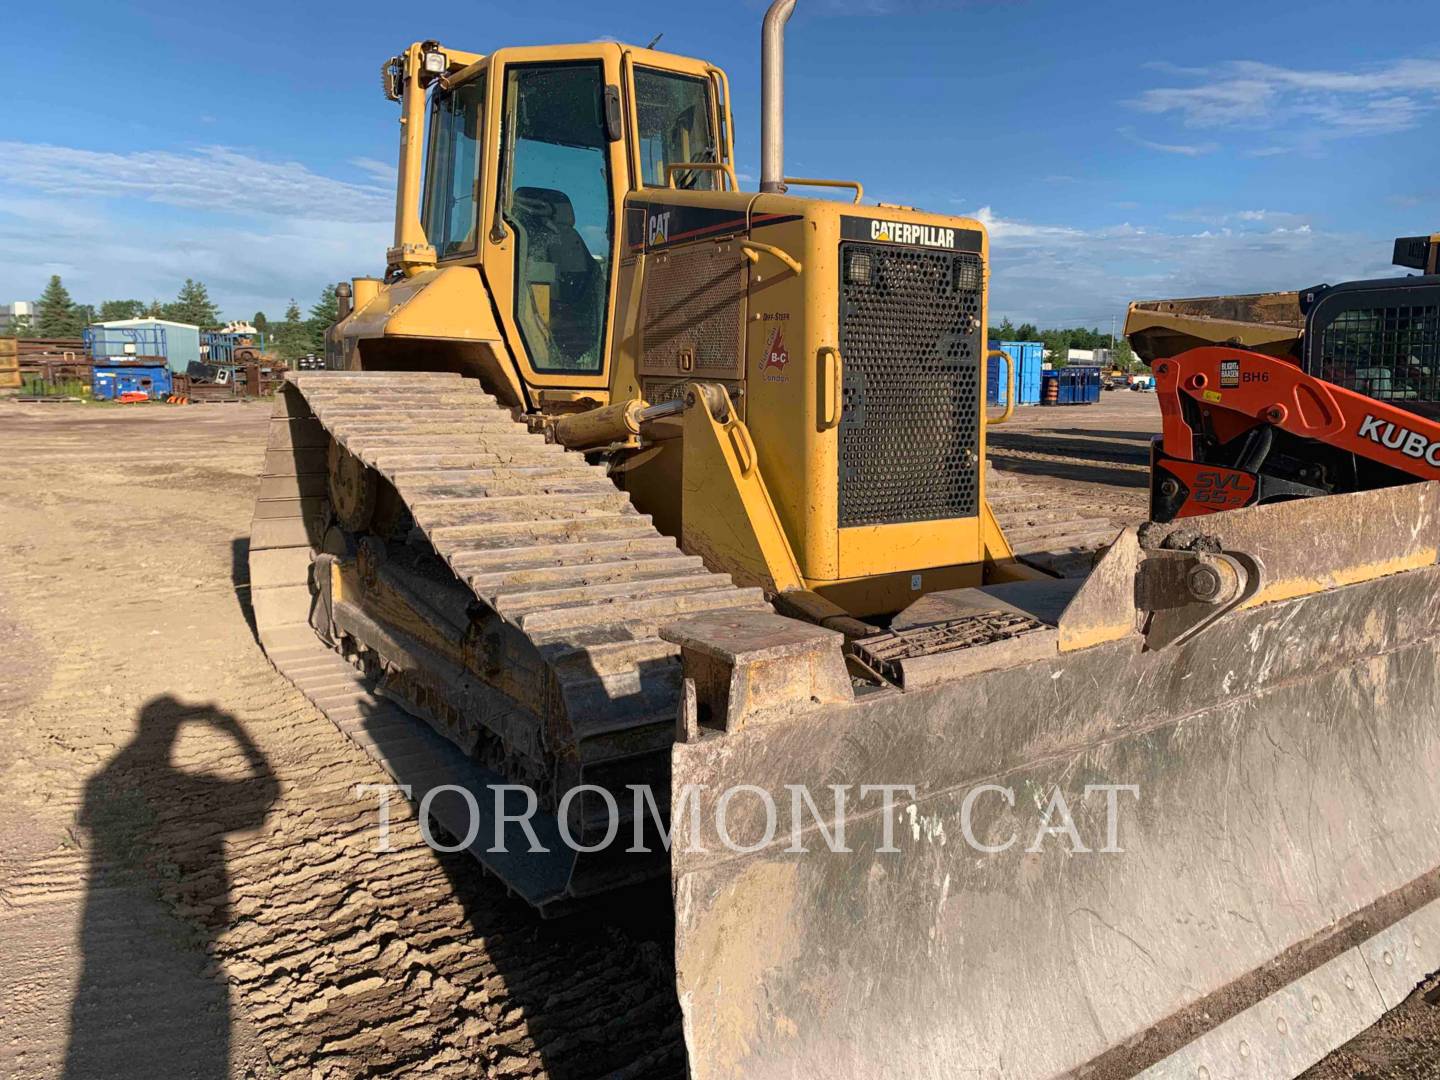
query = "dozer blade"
(671, 483, 1440, 1079)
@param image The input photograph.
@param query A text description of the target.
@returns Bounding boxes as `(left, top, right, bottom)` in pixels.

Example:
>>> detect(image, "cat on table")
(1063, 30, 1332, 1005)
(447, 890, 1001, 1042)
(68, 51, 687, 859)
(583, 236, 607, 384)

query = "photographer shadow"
(63, 695, 277, 1079)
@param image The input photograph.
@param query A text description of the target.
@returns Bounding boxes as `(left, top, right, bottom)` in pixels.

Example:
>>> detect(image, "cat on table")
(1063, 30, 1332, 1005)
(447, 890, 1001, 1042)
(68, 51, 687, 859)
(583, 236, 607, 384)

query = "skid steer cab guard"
(669, 481, 1440, 1080)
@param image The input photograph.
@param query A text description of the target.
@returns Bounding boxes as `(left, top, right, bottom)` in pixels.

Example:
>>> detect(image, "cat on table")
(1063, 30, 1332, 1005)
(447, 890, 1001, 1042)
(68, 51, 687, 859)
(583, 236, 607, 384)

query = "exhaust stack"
(760, 0, 797, 193)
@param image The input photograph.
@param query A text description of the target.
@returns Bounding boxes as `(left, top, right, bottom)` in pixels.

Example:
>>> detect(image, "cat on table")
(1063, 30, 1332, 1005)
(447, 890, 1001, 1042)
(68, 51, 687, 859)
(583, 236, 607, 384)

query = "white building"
(89, 317, 202, 372)
(0, 301, 34, 334)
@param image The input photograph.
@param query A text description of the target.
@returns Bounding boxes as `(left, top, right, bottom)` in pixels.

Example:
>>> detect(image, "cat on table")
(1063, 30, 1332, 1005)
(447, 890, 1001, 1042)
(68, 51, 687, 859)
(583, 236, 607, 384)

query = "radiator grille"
(837, 243, 983, 528)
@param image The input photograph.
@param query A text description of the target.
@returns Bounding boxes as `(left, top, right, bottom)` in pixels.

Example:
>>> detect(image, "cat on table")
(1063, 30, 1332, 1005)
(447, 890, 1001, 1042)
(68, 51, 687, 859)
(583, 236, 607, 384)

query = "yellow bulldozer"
(249, 3, 1440, 1076)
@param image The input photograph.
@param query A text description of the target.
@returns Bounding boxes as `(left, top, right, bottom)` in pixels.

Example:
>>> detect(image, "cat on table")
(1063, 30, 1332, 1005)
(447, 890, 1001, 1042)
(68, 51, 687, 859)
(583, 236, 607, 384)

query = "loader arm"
(1150, 345, 1440, 521)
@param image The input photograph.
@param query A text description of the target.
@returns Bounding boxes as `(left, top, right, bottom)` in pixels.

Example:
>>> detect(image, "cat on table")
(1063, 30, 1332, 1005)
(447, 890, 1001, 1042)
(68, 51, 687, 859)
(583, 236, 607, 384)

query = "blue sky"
(3, 0, 1438, 327)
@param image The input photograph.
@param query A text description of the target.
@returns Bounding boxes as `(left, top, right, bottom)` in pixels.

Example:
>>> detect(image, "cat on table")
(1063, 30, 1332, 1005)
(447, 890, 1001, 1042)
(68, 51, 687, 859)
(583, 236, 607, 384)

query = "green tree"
(273, 299, 310, 361)
(1069, 326, 1109, 350)
(306, 284, 339, 354)
(1110, 338, 1139, 372)
(164, 278, 221, 328)
(99, 299, 146, 321)
(35, 275, 82, 337)
(145, 299, 166, 317)
(252, 311, 270, 333)
(989, 318, 1017, 342)
(990, 321, 1088, 347)
(1041, 329, 1070, 367)
(9, 312, 33, 336)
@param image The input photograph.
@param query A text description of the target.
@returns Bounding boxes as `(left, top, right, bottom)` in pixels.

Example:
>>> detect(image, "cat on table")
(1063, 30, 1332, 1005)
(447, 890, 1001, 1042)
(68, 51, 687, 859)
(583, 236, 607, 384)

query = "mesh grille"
(1315, 303, 1440, 405)
(640, 245, 745, 378)
(837, 243, 983, 527)
(640, 377, 691, 405)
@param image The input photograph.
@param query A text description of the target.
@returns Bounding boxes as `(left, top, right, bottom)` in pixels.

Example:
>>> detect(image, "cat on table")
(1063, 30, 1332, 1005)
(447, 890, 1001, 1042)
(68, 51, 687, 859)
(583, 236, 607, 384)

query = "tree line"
(14, 275, 1144, 371)
(989, 319, 1138, 370)
(12, 275, 339, 362)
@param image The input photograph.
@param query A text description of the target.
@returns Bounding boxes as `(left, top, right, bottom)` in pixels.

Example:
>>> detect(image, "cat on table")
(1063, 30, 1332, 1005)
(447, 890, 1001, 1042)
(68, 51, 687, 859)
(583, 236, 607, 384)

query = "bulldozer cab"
(394, 43, 736, 393)
(364, 38, 1010, 614)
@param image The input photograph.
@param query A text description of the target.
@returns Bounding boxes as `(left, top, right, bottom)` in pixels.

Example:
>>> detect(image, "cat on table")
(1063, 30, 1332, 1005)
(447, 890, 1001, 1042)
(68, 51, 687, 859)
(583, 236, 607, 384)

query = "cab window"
(500, 62, 614, 374)
(421, 75, 486, 259)
(634, 67, 718, 190)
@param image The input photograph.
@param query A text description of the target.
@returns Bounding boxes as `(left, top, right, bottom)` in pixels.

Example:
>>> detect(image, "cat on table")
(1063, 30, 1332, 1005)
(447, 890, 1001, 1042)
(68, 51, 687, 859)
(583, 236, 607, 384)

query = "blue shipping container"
(91, 364, 172, 400)
(986, 340, 1044, 407)
(1041, 365, 1102, 405)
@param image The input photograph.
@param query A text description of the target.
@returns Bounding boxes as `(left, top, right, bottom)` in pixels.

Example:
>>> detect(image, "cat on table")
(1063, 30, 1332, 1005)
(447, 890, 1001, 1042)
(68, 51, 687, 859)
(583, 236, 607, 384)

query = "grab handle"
(818, 346, 843, 430)
(987, 348, 1016, 425)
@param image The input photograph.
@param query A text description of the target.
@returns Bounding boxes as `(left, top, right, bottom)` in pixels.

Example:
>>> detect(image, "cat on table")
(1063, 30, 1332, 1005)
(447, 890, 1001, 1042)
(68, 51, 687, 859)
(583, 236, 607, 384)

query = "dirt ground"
(0, 400, 682, 1080)
(0, 390, 1436, 1078)
(986, 389, 1153, 572)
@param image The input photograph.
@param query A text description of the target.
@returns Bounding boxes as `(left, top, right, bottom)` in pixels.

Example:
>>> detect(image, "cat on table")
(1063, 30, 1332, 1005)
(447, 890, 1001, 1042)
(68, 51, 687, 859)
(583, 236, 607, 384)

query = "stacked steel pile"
(0, 337, 18, 390)
(14, 338, 89, 394)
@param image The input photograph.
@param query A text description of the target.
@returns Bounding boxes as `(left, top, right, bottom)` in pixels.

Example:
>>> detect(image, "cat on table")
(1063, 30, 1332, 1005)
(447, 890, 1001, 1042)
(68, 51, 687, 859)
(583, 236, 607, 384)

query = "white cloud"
(349, 156, 398, 184)
(1119, 126, 1218, 156)
(0, 142, 391, 317)
(1168, 207, 1309, 228)
(972, 205, 1087, 242)
(0, 142, 392, 222)
(1128, 58, 1440, 139)
(0, 194, 387, 318)
(978, 205, 1398, 327)
(1129, 78, 1274, 128)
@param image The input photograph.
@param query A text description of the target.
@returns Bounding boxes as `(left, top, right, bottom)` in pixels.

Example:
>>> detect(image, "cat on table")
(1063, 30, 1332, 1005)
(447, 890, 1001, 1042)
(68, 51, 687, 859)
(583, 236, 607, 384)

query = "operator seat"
(510, 186, 603, 369)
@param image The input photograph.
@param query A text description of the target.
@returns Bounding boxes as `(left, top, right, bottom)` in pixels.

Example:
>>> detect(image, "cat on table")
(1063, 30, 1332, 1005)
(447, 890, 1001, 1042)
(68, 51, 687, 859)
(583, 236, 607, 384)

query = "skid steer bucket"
(670, 482, 1440, 1079)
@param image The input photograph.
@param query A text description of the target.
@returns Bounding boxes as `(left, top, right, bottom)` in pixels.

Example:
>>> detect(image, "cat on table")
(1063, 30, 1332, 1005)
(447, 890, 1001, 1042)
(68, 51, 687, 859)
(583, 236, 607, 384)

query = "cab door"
(478, 47, 630, 396)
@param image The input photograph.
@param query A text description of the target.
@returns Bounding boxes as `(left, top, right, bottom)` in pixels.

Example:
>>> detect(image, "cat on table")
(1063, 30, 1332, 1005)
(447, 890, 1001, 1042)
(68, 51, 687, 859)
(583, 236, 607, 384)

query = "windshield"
(420, 75, 486, 259)
(634, 67, 717, 190)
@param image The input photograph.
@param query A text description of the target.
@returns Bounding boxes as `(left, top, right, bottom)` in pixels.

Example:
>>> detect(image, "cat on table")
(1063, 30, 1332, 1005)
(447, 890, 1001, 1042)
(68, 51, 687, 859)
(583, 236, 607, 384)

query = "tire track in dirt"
(0, 402, 684, 1080)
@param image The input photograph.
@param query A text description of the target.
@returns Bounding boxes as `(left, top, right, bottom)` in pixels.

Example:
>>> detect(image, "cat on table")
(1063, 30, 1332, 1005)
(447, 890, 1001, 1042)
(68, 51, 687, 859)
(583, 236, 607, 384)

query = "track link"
(249, 371, 768, 909)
